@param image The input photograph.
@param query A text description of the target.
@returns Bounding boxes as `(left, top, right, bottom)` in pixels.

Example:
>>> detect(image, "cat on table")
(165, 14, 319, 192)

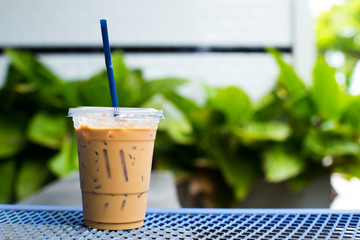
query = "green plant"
(2, 48, 360, 208)
(317, 0, 360, 87)
(154, 49, 360, 207)
(0, 49, 187, 204)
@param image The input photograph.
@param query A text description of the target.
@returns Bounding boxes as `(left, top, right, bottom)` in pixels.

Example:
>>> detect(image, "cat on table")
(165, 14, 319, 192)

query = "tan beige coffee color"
(76, 125, 157, 230)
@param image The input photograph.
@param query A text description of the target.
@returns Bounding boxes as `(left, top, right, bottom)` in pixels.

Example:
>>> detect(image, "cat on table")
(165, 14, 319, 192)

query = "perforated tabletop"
(1, 205, 360, 239)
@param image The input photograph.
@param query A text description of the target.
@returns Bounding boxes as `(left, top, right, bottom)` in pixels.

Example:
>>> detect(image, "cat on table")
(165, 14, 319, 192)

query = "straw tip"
(100, 19, 106, 24)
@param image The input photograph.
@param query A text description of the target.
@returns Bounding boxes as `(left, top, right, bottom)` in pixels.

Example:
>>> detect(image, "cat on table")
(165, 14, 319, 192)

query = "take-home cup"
(68, 107, 163, 230)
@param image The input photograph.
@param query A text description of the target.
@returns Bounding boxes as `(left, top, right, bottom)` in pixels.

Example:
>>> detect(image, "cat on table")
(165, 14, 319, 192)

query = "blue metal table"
(1, 205, 360, 239)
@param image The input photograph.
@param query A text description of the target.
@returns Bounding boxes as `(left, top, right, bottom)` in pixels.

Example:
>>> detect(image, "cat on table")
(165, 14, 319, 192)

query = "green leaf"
(0, 64, 33, 98)
(4, 50, 72, 109)
(253, 92, 282, 121)
(217, 154, 258, 200)
(0, 117, 24, 158)
(59, 81, 82, 107)
(27, 112, 66, 149)
(15, 158, 51, 201)
(48, 135, 79, 177)
(304, 130, 360, 157)
(164, 92, 203, 128)
(79, 70, 113, 107)
(5, 49, 61, 86)
(334, 158, 360, 179)
(112, 51, 128, 82)
(234, 121, 291, 142)
(289, 95, 314, 121)
(159, 116, 194, 145)
(0, 159, 16, 203)
(210, 86, 252, 127)
(118, 70, 145, 106)
(142, 78, 188, 103)
(342, 95, 360, 134)
(268, 49, 306, 99)
(312, 56, 344, 120)
(113, 51, 152, 106)
(206, 137, 259, 200)
(263, 145, 305, 182)
(203, 84, 218, 103)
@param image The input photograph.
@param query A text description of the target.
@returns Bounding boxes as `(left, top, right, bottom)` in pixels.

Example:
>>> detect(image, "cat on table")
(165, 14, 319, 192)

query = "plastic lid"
(68, 107, 164, 119)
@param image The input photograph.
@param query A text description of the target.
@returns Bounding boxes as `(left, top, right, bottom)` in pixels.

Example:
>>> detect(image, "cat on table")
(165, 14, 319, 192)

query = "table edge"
(2, 204, 360, 215)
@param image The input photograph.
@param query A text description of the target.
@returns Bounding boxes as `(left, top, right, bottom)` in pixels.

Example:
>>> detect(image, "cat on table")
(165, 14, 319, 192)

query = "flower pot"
(177, 170, 331, 208)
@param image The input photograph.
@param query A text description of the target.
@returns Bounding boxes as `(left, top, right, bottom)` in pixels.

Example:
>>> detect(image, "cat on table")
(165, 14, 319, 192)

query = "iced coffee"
(68, 107, 163, 230)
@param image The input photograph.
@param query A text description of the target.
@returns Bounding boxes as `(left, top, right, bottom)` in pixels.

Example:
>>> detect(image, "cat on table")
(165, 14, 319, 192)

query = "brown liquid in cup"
(76, 125, 157, 230)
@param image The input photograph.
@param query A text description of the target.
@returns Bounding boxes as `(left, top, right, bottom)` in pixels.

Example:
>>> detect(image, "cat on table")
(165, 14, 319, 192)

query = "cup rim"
(68, 107, 164, 119)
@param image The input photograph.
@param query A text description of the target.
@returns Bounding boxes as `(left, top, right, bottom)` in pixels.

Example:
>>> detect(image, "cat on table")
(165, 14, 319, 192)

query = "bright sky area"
(310, 0, 345, 16)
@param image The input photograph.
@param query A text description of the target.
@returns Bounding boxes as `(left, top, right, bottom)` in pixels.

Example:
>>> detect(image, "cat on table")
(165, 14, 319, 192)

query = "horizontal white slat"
(0, 0, 291, 46)
(0, 53, 288, 101)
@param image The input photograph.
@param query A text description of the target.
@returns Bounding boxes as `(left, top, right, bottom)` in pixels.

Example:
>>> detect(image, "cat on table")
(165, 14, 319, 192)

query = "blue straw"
(100, 19, 119, 108)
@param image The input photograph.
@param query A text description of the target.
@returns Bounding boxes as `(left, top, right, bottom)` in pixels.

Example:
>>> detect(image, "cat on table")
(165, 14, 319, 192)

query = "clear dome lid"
(68, 107, 164, 119)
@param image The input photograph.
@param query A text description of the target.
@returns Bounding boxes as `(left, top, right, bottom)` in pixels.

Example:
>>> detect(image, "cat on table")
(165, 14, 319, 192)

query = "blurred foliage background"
(156, 49, 360, 207)
(1, 0, 360, 207)
(2, 47, 360, 208)
(317, 0, 360, 89)
(0, 49, 186, 204)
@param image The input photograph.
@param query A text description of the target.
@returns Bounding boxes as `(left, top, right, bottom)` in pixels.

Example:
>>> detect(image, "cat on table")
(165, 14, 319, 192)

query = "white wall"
(0, 0, 291, 46)
(0, 0, 314, 102)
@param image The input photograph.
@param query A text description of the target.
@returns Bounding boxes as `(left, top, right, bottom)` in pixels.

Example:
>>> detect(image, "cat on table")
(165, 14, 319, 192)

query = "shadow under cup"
(68, 107, 163, 230)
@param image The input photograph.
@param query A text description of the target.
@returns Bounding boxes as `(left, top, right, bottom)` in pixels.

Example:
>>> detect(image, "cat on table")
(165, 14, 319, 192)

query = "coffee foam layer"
(73, 114, 159, 129)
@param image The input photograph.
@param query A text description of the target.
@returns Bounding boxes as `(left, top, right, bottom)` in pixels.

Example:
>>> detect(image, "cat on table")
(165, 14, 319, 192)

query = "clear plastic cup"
(68, 107, 163, 230)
